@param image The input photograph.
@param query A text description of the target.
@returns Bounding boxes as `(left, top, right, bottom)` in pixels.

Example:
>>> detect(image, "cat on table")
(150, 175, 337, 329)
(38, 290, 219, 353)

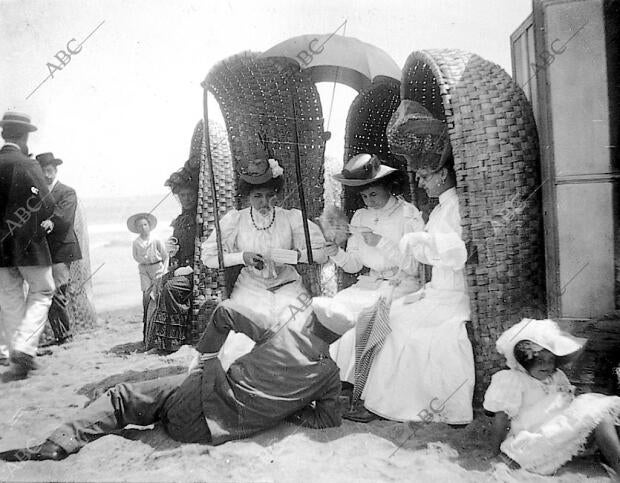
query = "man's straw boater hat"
(386, 100, 452, 172)
(332, 153, 397, 187)
(0, 111, 37, 133)
(36, 152, 63, 167)
(127, 212, 158, 233)
(238, 133, 284, 185)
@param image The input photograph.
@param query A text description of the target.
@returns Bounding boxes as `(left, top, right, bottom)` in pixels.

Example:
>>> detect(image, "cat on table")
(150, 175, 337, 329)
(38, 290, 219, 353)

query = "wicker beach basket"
(401, 49, 546, 404)
(191, 52, 327, 342)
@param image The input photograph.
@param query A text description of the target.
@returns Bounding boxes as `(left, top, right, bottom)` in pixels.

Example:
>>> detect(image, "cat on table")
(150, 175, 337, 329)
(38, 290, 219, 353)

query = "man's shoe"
(343, 405, 380, 423)
(2, 351, 37, 382)
(0, 440, 68, 462)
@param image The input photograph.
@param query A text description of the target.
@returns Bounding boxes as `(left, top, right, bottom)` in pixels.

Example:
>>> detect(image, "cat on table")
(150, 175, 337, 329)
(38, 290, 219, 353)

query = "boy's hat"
(311, 297, 356, 336)
(127, 212, 157, 233)
(496, 318, 586, 371)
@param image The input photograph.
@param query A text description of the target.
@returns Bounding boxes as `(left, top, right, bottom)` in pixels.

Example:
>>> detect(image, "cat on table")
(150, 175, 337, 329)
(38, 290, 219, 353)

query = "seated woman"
(359, 100, 475, 424)
(144, 166, 198, 352)
(313, 153, 424, 387)
(201, 155, 327, 369)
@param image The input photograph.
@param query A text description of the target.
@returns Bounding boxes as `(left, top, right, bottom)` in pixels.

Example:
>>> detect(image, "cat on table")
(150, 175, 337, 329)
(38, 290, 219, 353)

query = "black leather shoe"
(0, 441, 68, 462)
(343, 405, 379, 423)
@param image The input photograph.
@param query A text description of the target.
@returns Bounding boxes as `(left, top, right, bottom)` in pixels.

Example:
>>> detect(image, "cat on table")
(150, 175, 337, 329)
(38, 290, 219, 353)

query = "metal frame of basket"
(191, 52, 327, 342)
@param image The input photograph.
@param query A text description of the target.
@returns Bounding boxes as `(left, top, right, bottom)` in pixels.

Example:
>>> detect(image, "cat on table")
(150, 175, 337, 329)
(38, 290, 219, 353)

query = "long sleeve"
(406, 197, 467, 269)
(288, 209, 328, 264)
(286, 370, 341, 429)
(195, 303, 268, 354)
(331, 210, 364, 273)
(377, 202, 425, 271)
(201, 209, 245, 268)
(50, 185, 77, 235)
(132, 239, 141, 264)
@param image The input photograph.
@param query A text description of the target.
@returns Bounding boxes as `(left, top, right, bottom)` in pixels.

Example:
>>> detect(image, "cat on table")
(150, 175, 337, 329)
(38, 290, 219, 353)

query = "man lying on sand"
(0, 297, 352, 461)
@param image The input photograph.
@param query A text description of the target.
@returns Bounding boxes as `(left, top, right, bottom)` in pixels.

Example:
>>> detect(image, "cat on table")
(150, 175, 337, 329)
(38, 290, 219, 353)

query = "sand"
(0, 307, 613, 482)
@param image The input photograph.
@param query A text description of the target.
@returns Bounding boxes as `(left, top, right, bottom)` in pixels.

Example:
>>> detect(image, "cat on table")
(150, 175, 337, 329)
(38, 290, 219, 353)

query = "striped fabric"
(352, 294, 393, 402)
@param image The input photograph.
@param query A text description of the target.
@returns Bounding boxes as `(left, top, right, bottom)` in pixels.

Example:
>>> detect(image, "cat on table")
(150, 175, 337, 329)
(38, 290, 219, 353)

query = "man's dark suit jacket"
(47, 181, 82, 264)
(0, 144, 55, 267)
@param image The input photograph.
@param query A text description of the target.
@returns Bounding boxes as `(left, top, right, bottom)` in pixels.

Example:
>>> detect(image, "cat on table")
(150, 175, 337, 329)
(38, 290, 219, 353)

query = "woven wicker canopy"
(401, 49, 546, 403)
(190, 52, 327, 340)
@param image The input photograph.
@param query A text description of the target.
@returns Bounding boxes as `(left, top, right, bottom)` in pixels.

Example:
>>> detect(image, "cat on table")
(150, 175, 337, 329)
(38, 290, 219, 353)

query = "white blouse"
(201, 207, 327, 283)
(331, 196, 424, 277)
(404, 188, 467, 292)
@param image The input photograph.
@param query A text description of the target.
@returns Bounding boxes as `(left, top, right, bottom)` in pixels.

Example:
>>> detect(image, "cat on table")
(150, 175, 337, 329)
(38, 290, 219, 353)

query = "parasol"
(262, 34, 401, 92)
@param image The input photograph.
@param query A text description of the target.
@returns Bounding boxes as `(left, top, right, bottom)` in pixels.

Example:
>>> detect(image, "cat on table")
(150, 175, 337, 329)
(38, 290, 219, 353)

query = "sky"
(0, 0, 532, 198)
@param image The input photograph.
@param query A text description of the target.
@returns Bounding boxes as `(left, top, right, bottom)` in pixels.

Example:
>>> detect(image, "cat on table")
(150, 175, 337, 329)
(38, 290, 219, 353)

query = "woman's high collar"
(368, 195, 398, 213)
(438, 187, 457, 205)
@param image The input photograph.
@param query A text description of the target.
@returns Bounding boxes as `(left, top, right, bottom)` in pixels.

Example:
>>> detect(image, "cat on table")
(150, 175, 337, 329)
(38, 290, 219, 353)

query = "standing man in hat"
(36, 152, 82, 344)
(0, 112, 55, 380)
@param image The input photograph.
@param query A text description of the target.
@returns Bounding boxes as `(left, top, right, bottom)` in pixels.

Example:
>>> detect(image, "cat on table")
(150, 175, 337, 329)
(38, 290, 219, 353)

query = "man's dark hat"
(36, 152, 63, 167)
(0, 111, 37, 133)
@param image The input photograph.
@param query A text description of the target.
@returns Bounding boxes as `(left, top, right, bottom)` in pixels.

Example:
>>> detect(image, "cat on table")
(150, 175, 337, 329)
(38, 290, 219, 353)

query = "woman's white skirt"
(362, 288, 475, 424)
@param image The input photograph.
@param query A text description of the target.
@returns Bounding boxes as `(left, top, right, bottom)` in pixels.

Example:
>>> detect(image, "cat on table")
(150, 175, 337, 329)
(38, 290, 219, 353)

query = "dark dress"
(144, 209, 196, 352)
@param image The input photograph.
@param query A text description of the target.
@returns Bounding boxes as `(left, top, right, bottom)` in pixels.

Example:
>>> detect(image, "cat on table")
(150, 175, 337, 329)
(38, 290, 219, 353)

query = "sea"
(80, 193, 179, 313)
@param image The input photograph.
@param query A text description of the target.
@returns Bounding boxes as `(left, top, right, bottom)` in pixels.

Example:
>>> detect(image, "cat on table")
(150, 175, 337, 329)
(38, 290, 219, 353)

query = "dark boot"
(2, 351, 37, 382)
(0, 440, 68, 462)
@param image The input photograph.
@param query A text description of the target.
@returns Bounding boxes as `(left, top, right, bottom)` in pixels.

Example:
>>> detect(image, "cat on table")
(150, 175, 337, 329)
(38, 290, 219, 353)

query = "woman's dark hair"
(355, 170, 408, 196)
(514, 340, 556, 371)
(238, 175, 285, 197)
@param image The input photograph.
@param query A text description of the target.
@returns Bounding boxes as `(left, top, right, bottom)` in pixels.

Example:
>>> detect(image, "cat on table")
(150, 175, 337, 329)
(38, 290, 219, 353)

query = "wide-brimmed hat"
(332, 153, 397, 187)
(386, 100, 451, 172)
(36, 152, 63, 167)
(0, 111, 37, 132)
(238, 156, 284, 185)
(127, 212, 157, 233)
(496, 318, 586, 372)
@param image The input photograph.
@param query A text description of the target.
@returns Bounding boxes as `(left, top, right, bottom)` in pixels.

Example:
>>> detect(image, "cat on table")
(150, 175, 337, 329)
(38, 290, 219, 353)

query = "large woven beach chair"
(190, 52, 327, 343)
(341, 50, 545, 405)
(400, 49, 546, 403)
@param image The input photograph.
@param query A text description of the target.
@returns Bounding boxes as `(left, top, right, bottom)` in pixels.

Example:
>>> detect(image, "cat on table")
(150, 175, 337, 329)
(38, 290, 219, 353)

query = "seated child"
(484, 318, 620, 477)
(128, 213, 168, 324)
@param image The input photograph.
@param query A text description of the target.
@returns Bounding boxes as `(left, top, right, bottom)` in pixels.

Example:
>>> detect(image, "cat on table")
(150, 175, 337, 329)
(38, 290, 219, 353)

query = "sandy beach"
(0, 303, 613, 482)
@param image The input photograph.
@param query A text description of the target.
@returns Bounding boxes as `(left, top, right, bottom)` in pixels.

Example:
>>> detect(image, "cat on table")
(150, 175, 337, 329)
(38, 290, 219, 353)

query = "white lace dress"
(314, 196, 424, 383)
(484, 368, 620, 475)
(361, 188, 475, 423)
(201, 206, 326, 369)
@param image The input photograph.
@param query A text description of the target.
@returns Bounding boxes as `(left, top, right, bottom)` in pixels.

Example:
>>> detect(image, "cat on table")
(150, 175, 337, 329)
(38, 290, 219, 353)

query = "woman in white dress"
(359, 100, 475, 423)
(201, 155, 327, 368)
(312, 153, 425, 386)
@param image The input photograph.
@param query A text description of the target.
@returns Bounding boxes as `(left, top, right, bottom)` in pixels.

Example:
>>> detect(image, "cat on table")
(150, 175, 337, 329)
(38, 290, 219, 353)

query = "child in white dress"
(484, 318, 620, 476)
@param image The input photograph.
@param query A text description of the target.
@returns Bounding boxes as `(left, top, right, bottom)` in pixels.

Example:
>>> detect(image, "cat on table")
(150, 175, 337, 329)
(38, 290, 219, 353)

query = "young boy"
(128, 213, 168, 320)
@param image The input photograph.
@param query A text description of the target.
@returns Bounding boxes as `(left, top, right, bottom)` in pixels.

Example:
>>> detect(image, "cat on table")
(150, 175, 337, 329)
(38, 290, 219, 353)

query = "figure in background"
(128, 212, 167, 332)
(484, 318, 620, 477)
(0, 296, 354, 462)
(144, 166, 198, 352)
(313, 153, 424, 398)
(0, 112, 55, 381)
(201, 154, 327, 369)
(359, 100, 475, 423)
(36, 152, 82, 345)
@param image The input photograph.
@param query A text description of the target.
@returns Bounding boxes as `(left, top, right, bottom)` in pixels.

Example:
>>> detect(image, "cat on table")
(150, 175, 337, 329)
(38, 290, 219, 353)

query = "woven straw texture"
(402, 49, 545, 404)
(192, 52, 326, 341)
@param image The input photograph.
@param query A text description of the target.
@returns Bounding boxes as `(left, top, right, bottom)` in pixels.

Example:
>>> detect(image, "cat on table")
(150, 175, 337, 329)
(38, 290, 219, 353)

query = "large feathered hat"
(386, 100, 452, 172)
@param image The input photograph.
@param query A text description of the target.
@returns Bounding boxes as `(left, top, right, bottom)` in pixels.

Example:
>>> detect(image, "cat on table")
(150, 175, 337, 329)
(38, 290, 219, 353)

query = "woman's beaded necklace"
(250, 207, 276, 231)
